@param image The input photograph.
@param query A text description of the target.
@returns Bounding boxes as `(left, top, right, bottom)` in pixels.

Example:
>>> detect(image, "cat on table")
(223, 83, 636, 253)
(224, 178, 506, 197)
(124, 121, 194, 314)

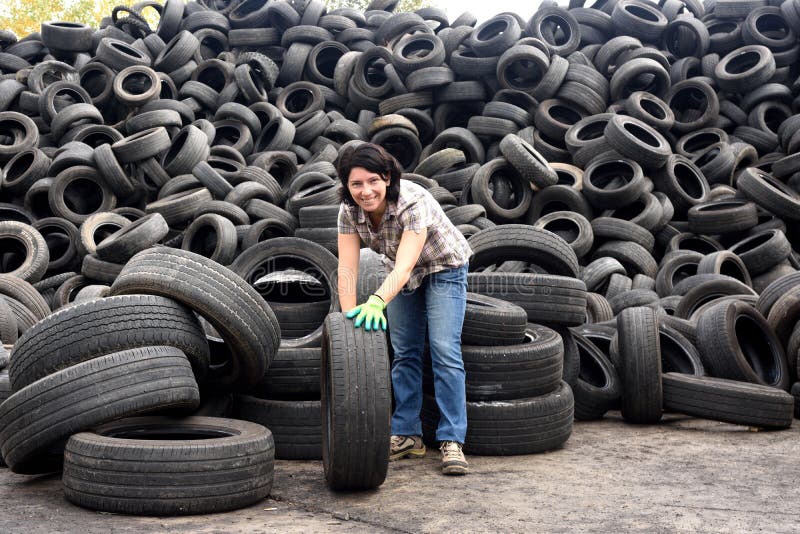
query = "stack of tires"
(421, 292, 574, 455)
(0, 247, 280, 514)
(237, 345, 324, 460)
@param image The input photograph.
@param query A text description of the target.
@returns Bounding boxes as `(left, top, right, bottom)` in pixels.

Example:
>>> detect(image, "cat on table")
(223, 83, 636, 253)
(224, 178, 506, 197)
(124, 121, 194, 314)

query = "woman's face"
(347, 166, 389, 213)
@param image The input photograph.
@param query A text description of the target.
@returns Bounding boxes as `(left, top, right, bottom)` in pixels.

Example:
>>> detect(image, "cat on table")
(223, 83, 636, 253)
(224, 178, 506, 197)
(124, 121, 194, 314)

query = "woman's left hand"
(346, 295, 387, 331)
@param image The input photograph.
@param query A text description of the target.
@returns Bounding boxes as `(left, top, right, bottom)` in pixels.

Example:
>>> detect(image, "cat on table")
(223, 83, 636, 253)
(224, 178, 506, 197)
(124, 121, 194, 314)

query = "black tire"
(49, 166, 117, 226)
(696, 251, 752, 288)
(582, 157, 646, 210)
(467, 273, 587, 327)
(729, 229, 792, 276)
(0, 274, 50, 321)
(586, 292, 614, 323)
(662, 373, 793, 429)
(572, 331, 621, 421)
(460, 323, 563, 401)
(298, 205, 340, 228)
(654, 251, 703, 297)
(696, 300, 789, 391)
(498, 134, 558, 189)
(422, 381, 574, 456)
(77, 212, 131, 257)
(468, 224, 580, 277)
(32, 216, 80, 274)
(231, 237, 338, 348)
(558, 327, 580, 388)
(650, 154, 710, 217)
(63, 416, 274, 515)
(236, 396, 321, 460)
(736, 167, 800, 222)
(0, 369, 10, 404)
(8, 294, 210, 391)
(268, 299, 331, 339)
(532, 211, 594, 258)
(252, 347, 321, 400)
(659, 321, 705, 376)
(469, 158, 532, 223)
(526, 184, 594, 223)
(0, 346, 200, 474)
(0, 296, 17, 344)
(715, 45, 776, 94)
(322, 313, 390, 490)
(181, 214, 238, 266)
(617, 307, 662, 424)
(461, 293, 527, 346)
(756, 272, 800, 318)
(592, 240, 658, 278)
(687, 200, 758, 235)
(110, 248, 280, 391)
(95, 213, 170, 263)
(581, 257, 627, 293)
(608, 288, 661, 315)
(0, 221, 49, 284)
(674, 278, 757, 320)
(294, 228, 338, 255)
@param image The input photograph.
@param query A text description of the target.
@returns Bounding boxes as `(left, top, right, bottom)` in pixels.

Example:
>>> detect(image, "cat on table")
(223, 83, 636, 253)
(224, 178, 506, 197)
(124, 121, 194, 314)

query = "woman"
(335, 142, 472, 476)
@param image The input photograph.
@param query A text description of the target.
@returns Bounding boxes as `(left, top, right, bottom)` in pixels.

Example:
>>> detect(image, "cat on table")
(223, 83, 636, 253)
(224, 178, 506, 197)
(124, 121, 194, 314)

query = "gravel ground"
(0, 413, 797, 533)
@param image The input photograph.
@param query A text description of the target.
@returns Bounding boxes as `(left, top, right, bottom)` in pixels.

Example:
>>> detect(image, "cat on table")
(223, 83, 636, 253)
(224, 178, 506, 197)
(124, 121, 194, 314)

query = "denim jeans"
(386, 264, 468, 443)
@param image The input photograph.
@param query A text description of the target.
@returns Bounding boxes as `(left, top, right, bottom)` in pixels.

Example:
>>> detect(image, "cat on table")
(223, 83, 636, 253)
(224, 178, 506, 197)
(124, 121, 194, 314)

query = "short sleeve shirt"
(338, 180, 472, 291)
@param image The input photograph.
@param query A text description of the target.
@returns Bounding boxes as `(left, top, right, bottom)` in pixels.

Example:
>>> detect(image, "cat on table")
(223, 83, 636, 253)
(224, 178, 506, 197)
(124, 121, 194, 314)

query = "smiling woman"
(334, 142, 473, 476)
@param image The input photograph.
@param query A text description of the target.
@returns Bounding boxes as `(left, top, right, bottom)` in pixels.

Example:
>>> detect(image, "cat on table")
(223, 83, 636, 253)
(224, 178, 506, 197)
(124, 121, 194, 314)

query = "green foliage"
(0, 0, 117, 40)
(324, 0, 432, 13)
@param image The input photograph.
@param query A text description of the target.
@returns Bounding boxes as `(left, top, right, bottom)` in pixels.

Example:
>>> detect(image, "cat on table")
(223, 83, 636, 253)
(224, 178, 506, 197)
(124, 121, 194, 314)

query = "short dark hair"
(335, 142, 402, 206)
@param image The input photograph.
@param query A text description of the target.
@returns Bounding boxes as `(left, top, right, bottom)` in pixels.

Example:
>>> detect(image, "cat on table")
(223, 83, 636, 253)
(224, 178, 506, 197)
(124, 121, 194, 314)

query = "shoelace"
(391, 435, 408, 448)
(440, 441, 462, 460)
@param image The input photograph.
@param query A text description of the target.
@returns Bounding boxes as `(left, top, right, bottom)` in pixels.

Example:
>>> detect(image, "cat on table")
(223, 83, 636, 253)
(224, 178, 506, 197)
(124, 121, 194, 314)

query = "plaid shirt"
(338, 180, 472, 291)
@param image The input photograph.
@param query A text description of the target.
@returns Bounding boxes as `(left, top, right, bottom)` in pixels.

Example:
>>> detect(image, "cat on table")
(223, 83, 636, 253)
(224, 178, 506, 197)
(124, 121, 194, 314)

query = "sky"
(440, 0, 539, 25)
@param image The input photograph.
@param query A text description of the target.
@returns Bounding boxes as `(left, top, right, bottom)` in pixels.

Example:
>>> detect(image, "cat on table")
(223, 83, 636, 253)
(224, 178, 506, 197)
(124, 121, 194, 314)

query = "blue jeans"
(386, 264, 468, 443)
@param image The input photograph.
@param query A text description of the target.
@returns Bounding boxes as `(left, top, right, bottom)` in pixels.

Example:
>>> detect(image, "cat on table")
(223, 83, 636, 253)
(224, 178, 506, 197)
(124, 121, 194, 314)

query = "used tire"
(0, 346, 200, 474)
(322, 312, 390, 490)
(617, 306, 662, 424)
(461, 292, 527, 346)
(236, 396, 321, 460)
(110, 248, 280, 391)
(8, 294, 210, 391)
(460, 323, 563, 401)
(663, 373, 793, 429)
(422, 381, 574, 455)
(696, 299, 789, 391)
(63, 416, 274, 515)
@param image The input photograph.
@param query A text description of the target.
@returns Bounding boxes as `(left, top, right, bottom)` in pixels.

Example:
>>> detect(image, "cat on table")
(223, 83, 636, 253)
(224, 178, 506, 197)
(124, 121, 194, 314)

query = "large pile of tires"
(0, 0, 799, 514)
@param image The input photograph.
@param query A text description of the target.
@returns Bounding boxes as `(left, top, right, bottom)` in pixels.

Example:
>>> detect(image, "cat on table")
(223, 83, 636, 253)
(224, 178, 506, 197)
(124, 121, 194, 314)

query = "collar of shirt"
(354, 199, 398, 226)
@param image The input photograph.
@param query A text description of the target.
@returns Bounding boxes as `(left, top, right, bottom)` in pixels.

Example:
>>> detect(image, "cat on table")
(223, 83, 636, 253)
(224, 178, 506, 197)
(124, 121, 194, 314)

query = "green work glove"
(346, 295, 387, 331)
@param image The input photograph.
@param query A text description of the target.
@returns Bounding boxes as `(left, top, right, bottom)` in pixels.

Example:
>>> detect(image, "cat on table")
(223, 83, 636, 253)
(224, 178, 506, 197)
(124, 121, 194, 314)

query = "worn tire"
(460, 323, 563, 401)
(322, 312, 390, 490)
(461, 293, 527, 346)
(662, 373, 793, 429)
(8, 294, 210, 391)
(110, 248, 280, 391)
(422, 381, 574, 456)
(0, 346, 200, 474)
(63, 416, 273, 515)
(236, 396, 321, 460)
(617, 307, 662, 424)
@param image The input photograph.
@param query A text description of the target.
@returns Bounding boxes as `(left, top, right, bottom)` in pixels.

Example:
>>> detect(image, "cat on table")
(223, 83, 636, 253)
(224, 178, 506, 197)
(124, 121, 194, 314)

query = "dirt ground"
(1, 412, 798, 533)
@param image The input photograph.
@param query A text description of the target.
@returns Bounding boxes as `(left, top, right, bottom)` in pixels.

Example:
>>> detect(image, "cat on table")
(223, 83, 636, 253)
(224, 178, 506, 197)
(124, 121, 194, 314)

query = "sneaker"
(439, 441, 468, 476)
(389, 435, 426, 461)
